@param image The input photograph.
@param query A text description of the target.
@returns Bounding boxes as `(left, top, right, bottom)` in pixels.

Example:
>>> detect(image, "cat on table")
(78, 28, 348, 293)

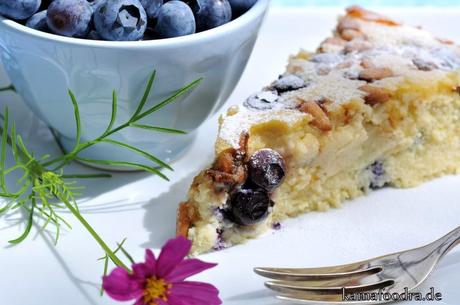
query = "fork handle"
(435, 226, 460, 258)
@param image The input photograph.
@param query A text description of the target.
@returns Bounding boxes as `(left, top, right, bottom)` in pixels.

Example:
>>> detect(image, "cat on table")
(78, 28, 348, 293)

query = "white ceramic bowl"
(0, 1, 269, 169)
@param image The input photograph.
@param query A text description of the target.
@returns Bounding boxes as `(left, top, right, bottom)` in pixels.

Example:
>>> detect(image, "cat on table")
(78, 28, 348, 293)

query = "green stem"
(59, 195, 130, 271)
(0, 127, 30, 163)
(62, 174, 112, 179)
(42, 79, 199, 170)
(43, 122, 129, 169)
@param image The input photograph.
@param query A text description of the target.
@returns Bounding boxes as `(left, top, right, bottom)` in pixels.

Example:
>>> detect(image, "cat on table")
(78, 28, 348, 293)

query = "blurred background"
(272, 0, 460, 6)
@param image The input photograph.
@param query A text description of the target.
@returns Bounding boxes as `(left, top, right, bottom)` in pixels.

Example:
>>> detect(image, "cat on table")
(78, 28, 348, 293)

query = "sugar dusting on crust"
(359, 21, 438, 48)
(219, 108, 305, 148)
(282, 72, 367, 105)
(219, 7, 460, 148)
(218, 7, 460, 149)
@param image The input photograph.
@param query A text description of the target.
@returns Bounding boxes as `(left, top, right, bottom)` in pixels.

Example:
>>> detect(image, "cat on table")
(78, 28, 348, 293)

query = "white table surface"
(1, 7, 460, 305)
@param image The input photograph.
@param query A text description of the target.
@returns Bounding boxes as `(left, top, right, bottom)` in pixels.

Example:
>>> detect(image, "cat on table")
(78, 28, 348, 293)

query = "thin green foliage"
(101, 138, 173, 170)
(8, 200, 34, 244)
(77, 157, 169, 180)
(103, 91, 118, 136)
(131, 70, 156, 120)
(42, 71, 197, 172)
(119, 244, 135, 264)
(133, 78, 202, 122)
(0, 71, 201, 275)
(98, 238, 128, 296)
(130, 123, 187, 135)
(1, 108, 9, 193)
(68, 90, 82, 149)
(62, 173, 112, 179)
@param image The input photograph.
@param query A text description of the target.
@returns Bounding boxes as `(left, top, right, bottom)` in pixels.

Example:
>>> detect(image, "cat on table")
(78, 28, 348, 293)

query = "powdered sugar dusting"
(282, 72, 366, 105)
(218, 9, 460, 149)
(360, 21, 439, 48)
(219, 108, 305, 148)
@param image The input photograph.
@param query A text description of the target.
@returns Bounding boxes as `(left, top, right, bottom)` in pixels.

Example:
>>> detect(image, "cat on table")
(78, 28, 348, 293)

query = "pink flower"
(103, 236, 221, 305)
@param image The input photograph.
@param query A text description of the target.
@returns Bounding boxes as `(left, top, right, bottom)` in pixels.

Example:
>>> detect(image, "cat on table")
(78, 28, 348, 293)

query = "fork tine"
(276, 293, 345, 304)
(276, 291, 389, 304)
(254, 264, 381, 281)
(264, 279, 394, 294)
(260, 272, 384, 289)
(265, 280, 394, 304)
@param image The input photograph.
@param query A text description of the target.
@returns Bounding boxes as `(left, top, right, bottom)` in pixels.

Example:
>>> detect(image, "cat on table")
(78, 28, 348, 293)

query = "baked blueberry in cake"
(177, 6, 460, 255)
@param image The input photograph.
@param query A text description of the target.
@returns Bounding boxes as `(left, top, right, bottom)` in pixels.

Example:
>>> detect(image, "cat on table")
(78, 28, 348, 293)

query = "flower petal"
(156, 236, 192, 278)
(165, 259, 217, 282)
(145, 249, 157, 271)
(134, 298, 146, 305)
(102, 267, 143, 301)
(167, 294, 189, 305)
(170, 281, 222, 305)
(132, 263, 153, 282)
(157, 299, 169, 305)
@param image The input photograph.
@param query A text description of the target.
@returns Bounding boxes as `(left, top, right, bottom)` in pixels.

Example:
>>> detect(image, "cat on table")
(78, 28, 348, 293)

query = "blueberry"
(40, 0, 54, 11)
(86, 30, 101, 40)
(368, 160, 389, 189)
(228, 0, 256, 17)
(226, 187, 272, 226)
(248, 148, 286, 192)
(26, 10, 49, 31)
(273, 74, 307, 94)
(244, 91, 279, 110)
(189, 0, 232, 32)
(94, 0, 147, 41)
(155, 1, 195, 38)
(140, 0, 163, 19)
(213, 228, 226, 251)
(0, 0, 41, 20)
(88, 0, 104, 12)
(143, 27, 160, 40)
(47, 0, 92, 38)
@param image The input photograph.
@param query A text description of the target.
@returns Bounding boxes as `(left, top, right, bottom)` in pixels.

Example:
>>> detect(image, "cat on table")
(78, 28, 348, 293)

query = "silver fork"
(254, 226, 460, 304)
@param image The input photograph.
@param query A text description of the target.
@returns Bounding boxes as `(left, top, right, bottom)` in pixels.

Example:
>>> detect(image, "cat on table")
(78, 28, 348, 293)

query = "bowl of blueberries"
(0, 0, 269, 166)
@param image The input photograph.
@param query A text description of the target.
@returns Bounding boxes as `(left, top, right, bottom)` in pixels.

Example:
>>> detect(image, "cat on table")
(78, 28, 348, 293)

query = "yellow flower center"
(143, 277, 172, 305)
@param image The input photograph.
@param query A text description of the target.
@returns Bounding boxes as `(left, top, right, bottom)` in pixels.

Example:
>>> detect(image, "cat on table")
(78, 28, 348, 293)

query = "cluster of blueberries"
(0, 0, 256, 41)
(225, 149, 286, 226)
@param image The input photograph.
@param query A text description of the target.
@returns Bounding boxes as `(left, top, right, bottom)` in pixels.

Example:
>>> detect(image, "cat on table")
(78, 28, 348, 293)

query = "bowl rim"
(0, 0, 270, 48)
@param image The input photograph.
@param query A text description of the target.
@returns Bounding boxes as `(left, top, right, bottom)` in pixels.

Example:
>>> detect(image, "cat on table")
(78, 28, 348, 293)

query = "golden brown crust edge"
(176, 201, 198, 238)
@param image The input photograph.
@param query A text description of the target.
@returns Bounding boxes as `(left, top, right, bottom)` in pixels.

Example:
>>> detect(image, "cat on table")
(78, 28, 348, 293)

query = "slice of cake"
(177, 7, 460, 255)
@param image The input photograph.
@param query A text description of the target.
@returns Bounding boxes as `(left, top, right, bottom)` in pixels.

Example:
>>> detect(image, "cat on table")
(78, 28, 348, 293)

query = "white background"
(0, 7, 459, 305)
